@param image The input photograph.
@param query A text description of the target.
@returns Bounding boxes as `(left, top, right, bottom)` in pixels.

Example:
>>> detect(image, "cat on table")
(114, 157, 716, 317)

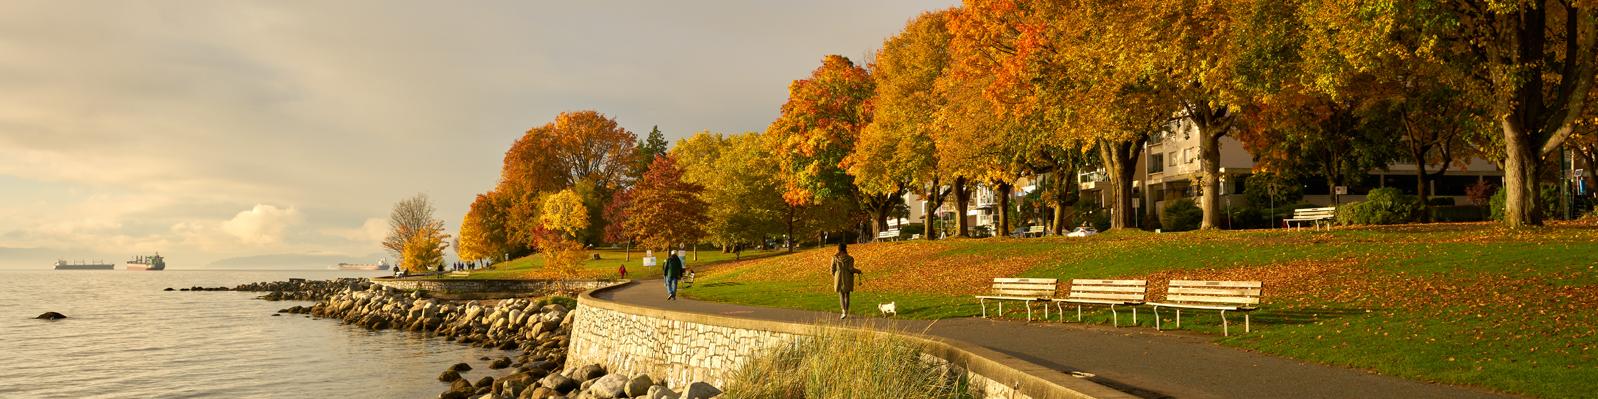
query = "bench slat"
(1069, 292, 1145, 301)
(1149, 302, 1255, 311)
(1165, 294, 1260, 305)
(1168, 287, 1261, 296)
(993, 283, 1058, 290)
(1070, 285, 1147, 293)
(976, 295, 1050, 301)
(1071, 279, 1147, 286)
(993, 278, 1058, 284)
(1169, 280, 1262, 288)
(1057, 298, 1141, 305)
(991, 289, 1055, 296)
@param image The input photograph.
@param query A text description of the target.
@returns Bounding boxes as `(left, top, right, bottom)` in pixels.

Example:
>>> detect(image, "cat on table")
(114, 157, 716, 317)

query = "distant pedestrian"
(618, 264, 627, 280)
(663, 250, 685, 300)
(831, 239, 861, 319)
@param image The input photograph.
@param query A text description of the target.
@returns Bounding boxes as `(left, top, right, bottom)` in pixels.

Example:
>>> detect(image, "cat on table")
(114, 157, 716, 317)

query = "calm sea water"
(0, 270, 511, 398)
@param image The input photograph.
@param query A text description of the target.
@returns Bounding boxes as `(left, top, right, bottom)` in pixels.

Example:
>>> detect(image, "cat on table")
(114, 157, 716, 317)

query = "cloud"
(220, 204, 302, 245)
(324, 217, 388, 244)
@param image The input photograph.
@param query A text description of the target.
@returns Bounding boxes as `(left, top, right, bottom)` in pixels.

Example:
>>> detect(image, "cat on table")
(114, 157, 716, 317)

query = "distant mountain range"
(207, 253, 389, 269)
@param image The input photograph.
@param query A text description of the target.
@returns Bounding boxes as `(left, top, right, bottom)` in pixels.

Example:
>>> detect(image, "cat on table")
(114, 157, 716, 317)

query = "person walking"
(663, 250, 685, 300)
(617, 263, 627, 280)
(831, 239, 861, 319)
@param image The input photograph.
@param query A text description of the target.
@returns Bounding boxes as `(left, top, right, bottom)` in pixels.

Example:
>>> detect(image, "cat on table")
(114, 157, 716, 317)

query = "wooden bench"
(1051, 279, 1147, 326)
(1025, 225, 1045, 237)
(975, 278, 1058, 321)
(1150, 280, 1263, 336)
(876, 228, 901, 241)
(1283, 207, 1336, 230)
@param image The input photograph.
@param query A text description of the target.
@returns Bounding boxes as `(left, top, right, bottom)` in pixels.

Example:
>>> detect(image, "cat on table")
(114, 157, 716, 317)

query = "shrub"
(1429, 205, 1488, 222)
(899, 223, 925, 237)
(1228, 201, 1314, 229)
(1491, 184, 1562, 221)
(1336, 188, 1421, 225)
(1161, 198, 1203, 231)
(722, 328, 975, 399)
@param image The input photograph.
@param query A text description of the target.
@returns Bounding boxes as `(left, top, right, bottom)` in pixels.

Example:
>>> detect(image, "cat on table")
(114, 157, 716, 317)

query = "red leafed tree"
(620, 156, 708, 251)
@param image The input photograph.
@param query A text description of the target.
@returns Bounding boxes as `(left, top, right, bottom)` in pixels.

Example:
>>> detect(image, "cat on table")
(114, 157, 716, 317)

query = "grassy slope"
(681, 223, 1598, 399)
(442, 248, 784, 280)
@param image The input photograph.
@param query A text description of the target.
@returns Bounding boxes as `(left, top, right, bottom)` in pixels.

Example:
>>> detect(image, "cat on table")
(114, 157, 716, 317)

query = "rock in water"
(35, 312, 66, 320)
(163, 287, 175, 291)
(489, 357, 512, 369)
(624, 375, 654, 398)
(520, 386, 556, 399)
(588, 373, 629, 398)
(682, 381, 722, 399)
(450, 362, 473, 372)
(438, 370, 463, 383)
(440, 378, 475, 399)
(473, 376, 495, 388)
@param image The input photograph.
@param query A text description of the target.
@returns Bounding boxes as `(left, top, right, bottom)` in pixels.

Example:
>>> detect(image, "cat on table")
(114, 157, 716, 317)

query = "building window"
(1183, 148, 1195, 164)
(1148, 153, 1165, 173)
(1168, 152, 1177, 167)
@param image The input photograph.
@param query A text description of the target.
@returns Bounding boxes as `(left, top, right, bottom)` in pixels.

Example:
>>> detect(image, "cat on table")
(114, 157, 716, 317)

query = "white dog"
(877, 302, 897, 317)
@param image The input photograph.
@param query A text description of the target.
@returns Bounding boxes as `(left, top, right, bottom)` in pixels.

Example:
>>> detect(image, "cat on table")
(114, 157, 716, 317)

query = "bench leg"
(1111, 304, 1120, 327)
(1076, 304, 1083, 322)
(1133, 307, 1138, 325)
(1043, 301, 1050, 319)
(1175, 308, 1181, 329)
(1154, 306, 1162, 331)
(1245, 313, 1251, 333)
(1221, 310, 1229, 337)
(1025, 301, 1034, 322)
(1056, 302, 1065, 322)
(998, 301, 1004, 319)
(980, 298, 987, 318)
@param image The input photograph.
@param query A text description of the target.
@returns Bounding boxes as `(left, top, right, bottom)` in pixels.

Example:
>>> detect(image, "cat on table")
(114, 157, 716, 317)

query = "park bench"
(1283, 207, 1337, 230)
(1026, 225, 1046, 237)
(876, 228, 901, 242)
(975, 277, 1058, 321)
(1050, 279, 1147, 326)
(1149, 280, 1263, 336)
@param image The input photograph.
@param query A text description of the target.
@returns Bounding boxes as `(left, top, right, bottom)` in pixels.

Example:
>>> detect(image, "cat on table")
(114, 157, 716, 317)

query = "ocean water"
(0, 270, 511, 398)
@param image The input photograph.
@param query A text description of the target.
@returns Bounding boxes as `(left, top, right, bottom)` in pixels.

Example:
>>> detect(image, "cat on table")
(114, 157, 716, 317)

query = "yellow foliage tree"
(540, 189, 590, 239)
(401, 221, 449, 273)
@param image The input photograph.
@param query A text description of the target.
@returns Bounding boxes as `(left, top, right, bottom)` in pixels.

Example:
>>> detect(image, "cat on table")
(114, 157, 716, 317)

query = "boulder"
(539, 374, 578, 395)
(34, 312, 67, 320)
(440, 378, 475, 399)
(163, 287, 174, 291)
(646, 385, 679, 399)
(624, 375, 654, 398)
(490, 357, 513, 369)
(519, 387, 556, 399)
(474, 376, 496, 389)
(573, 364, 606, 381)
(587, 374, 629, 398)
(450, 362, 473, 372)
(439, 370, 463, 383)
(681, 382, 721, 399)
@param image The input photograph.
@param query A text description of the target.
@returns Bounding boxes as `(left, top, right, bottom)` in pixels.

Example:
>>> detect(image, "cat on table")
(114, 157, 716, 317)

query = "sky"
(0, 0, 958, 269)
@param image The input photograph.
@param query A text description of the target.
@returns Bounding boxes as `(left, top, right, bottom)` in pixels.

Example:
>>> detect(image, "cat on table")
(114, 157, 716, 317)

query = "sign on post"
(642, 256, 657, 267)
(1334, 186, 1348, 195)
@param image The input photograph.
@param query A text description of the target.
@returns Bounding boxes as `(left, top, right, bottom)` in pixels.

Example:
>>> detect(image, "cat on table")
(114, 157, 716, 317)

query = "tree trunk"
(953, 176, 972, 237)
(785, 207, 797, 252)
(994, 180, 1013, 237)
(923, 177, 948, 241)
(1503, 129, 1542, 227)
(1197, 129, 1223, 230)
(1098, 139, 1142, 230)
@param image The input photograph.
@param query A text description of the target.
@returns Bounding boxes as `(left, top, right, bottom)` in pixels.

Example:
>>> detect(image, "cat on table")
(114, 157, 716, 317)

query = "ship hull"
(125, 263, 165, 271)
(54, 265, 115, 270)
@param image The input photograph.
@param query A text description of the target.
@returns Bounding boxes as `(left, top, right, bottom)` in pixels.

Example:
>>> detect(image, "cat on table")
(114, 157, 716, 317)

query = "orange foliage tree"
(494, 110, 639, 251)
(618, 156, 709, 251)
(768, 55, 874, 239)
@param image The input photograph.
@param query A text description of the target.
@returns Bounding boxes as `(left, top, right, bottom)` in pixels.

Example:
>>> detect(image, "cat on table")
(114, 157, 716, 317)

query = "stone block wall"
(568, 283, 1133, 399)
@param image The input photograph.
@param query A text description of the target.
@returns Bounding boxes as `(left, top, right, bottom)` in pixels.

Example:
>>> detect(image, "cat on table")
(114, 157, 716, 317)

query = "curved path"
(597, 278, 1512, 399)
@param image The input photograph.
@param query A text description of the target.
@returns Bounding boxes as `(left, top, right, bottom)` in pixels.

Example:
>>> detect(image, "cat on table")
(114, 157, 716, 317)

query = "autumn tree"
(1239, 89, 1401, 204)
(672, 131, 788, 251)
(846, 9, 955, 239)
(1300, 0, 1598, 226)
(384, 193, 449, 272)
(633, 125, 670, 179)
(496, 110, 640, 249)
(768, 55, 874, 239)
(457, 191, 511, 263)
(620, 156, 709, 251)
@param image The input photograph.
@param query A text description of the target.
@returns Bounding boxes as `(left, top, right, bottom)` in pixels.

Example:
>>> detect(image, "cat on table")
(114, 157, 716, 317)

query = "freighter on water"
(126, 253, 166, 271)
(54, 260, 115, 270)
(335, 259, 390, 271)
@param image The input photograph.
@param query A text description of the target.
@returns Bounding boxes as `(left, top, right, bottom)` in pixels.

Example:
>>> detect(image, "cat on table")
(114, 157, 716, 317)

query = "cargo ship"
(126, 253, 166, 271)
(336, 259, 390, 271)
(54, 260, 115, 270)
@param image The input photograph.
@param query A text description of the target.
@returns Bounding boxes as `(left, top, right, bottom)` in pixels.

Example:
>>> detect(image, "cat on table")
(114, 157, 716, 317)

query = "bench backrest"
(1163, 280, 1262, 308)
(1067, 279, 1147, 303)
(1291, 207, 1337, 218)
(1026, 226, 1044, 233)
(990, 277, 1058, 298)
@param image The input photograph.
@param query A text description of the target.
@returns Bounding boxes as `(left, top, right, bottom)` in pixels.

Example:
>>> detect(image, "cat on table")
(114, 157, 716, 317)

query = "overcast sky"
(0, 0, 956, 269)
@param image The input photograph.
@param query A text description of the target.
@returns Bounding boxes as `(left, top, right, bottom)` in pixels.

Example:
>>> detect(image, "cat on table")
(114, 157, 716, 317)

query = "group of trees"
(444, 0, 1596, 267)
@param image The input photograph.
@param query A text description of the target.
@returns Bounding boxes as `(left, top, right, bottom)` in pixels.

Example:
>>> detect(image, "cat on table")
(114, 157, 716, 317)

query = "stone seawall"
(370, 278, 611, 300)
(568, 282, 1134, 399)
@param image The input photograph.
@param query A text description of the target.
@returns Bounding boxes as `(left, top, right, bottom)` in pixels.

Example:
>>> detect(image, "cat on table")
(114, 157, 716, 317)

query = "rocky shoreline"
(232, 279, 724, 399)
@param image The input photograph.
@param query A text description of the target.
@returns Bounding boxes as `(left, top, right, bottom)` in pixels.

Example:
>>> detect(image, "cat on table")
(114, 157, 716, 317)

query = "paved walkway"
(597, 279, 1511, 399)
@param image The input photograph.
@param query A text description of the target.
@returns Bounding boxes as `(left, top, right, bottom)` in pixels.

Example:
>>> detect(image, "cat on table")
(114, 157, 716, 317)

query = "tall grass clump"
(721, 328, 976, 399)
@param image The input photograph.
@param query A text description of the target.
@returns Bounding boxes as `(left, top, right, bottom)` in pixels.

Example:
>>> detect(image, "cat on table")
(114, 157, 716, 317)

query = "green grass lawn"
(680, 222, 1598, 398)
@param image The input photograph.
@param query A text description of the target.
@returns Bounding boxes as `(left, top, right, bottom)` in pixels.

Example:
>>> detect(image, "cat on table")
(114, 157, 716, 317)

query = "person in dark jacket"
(831, 240, 861, 319)
(663, 250, 685, 300)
